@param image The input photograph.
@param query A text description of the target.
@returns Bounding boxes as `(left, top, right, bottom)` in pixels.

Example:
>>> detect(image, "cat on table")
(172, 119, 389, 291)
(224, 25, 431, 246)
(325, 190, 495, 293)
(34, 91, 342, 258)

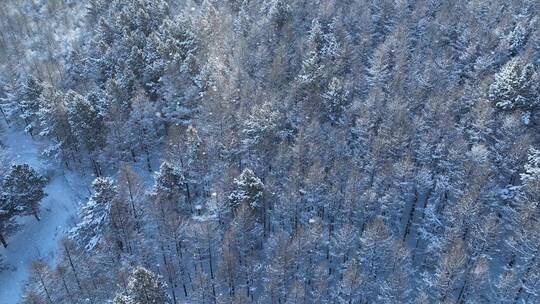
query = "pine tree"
(241, 102, 282, 175)
(113, 267, 171, 304)
(2, 164, 47, 221)
(70, 177, 117, 251)
(158, 17, 198, 67)
(16, 76, 44, 136)
(152, 161, 188, 216)
(142, 33, 164, 96)
(369, 0, 396, 46)
(66, 91, 106, 174)
(321, 77, 349, 124)
(228, 169, 264, 213)
(66, 91, 105, 153)
(488, 58, 539, 110)
(180, 126, 207, 204)
(520, 147, 540, 188)
(124, 94, 160, 171)
(241, 103, 280, 150)
(297, 19, 324, 87)
(37, 89, 77, 165)
(157, 17, 200, 126)
(506, 19, 529, 55)
(367, 40, 394, 91)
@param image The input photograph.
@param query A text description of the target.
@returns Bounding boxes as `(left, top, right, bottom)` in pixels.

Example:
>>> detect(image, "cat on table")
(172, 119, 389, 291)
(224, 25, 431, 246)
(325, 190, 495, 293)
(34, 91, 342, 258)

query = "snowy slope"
(0, 125, 89, 303)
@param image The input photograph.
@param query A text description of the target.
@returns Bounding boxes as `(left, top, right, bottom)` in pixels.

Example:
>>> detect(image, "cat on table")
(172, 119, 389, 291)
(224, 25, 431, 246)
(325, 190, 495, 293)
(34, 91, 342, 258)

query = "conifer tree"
(37, 89, 77, 164)
(16, 76, 44, 136)
(113, 267, 171, 304)
(228, 169, 264, 214)
(152, 161, 189, 216)
(2, 164, 47, 221)
(321, 77, 348, 124)
(70, 177, 117, 251)
(488, 58, 539, 110)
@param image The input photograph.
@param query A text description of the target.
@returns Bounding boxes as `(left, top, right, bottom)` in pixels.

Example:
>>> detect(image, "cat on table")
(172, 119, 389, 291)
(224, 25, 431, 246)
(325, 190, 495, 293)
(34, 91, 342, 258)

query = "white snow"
(0, 125, 89, 303)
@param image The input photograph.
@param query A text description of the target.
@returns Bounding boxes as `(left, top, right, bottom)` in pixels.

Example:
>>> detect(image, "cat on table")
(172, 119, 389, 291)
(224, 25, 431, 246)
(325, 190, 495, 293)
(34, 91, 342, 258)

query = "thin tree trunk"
(124, 172, 139, 225)
(403, 188, 419, 241)
(63, 242, 93, 304)
(38, 271, 54, 304)
(207, 237, 217, 304)
(61, 274, 75, 304)
(144, 146, 152, 172)
(0, 233, 7, 248)
(0, 105, 9, 125)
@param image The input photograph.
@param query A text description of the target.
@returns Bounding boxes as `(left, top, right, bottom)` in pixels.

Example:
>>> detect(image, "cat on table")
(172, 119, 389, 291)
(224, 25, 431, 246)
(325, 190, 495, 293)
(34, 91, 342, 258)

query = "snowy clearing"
(0, 124, 89, 303)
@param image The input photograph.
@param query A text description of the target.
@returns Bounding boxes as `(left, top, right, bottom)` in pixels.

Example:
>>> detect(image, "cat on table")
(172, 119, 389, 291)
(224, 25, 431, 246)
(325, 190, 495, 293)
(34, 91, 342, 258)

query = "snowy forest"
(0, 0, 540, 303)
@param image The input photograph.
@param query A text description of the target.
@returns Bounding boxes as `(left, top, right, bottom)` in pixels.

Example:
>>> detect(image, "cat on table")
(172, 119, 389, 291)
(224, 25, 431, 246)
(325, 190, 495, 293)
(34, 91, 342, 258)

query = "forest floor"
(0, 123, 90, 303)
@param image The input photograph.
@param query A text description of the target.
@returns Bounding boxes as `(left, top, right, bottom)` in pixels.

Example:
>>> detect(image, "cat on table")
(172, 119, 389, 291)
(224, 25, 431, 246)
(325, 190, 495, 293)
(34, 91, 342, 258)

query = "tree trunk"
(38, 271, 54, 304)
(65, 245, 82, 291)
(91, 158, 99, 176)
(144, 146, 152, 172)
(207, 238, 217, 304)
(61, 274, 76, 304)
(124, 173, 139, 225)
(131, 149, 137, 163)
(403, 188, 419, 241)
(0, 233, 7, 248)
(0, 105, 9, 125)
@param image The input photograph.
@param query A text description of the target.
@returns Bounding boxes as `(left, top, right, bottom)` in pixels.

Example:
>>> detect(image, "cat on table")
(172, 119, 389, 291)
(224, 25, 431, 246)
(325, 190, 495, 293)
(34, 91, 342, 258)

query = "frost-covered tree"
(117, 165, 145, 223)
(2, 164, 47, 221)
(505, 19, 530, 55)
(520, 147, 540, 189)
(66, 91, 105, 152)
(66, 91, 106, 174)
(367, 40, 394, 91)
(297, 19, 324, 88)
(321, 77, 348, 124)
(14, 76, 44, 136)
(37, 89, 77, 165)
(241, 102, 282, 174)
(70, 177, 117, 251)
(124, 95, 160, 171)
(19, 76, 44, 129)
(113, 267, 171, 304)
(488, 58, 539, 110)
(181, 126, 207, 204)
(156, 16, 201, 126)
(152, 161, 189, 216)
(228, 169, 264, 214)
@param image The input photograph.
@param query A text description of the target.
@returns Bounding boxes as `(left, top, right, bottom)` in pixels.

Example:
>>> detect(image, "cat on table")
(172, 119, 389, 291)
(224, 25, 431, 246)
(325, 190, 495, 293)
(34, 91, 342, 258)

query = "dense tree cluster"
(0, 0, 539, 303)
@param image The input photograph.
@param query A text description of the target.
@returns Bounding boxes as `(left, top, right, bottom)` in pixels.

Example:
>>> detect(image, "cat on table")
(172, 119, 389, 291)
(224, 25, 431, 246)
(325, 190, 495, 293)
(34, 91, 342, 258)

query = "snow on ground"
(0, 125, 89, 303)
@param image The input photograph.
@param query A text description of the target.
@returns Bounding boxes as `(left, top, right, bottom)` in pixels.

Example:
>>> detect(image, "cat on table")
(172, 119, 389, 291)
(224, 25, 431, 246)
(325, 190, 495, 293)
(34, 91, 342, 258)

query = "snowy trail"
(0, 126, 88, 303)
